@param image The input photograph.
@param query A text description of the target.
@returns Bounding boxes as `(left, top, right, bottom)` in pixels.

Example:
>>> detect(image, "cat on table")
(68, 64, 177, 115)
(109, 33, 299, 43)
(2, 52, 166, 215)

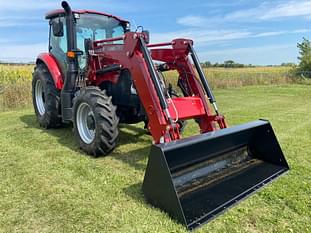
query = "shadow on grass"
(113, 146, 150, 171)
(20, 114, 151, 171)
(20, 114, 78, 152)
(123, 182, 145, 203)
(122, 182, 181, 228)
(20, 114, 168, 222)
(111, 123, 151, 171)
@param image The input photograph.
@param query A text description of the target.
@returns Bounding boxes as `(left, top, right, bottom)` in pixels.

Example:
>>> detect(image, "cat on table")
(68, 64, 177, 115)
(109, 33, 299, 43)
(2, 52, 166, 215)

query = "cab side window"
(49, 17, 67, 74)
(50, 17, 67, 53)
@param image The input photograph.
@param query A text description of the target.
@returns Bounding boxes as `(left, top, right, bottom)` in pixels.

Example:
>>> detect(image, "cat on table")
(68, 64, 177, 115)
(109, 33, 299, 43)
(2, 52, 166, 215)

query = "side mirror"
(52, 20, 64, 37)
(142, 30, 150, 44)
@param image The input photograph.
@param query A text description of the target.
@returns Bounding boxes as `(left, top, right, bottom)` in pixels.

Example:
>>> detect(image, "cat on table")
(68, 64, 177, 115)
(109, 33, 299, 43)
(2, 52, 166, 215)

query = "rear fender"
(36, 53, 64, 90)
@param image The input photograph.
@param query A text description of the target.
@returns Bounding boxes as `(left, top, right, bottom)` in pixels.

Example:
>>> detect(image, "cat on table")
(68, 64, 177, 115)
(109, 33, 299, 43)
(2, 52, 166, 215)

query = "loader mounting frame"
(88, 33, 226, 143)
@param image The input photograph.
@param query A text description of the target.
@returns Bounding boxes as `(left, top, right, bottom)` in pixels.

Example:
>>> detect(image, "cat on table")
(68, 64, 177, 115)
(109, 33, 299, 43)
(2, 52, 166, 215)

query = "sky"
(0, 0, 311, 65)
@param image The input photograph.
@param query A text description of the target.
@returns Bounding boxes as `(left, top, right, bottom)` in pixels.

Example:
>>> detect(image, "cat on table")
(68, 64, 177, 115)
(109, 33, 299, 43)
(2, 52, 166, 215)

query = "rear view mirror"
(52, 20, 64, 37)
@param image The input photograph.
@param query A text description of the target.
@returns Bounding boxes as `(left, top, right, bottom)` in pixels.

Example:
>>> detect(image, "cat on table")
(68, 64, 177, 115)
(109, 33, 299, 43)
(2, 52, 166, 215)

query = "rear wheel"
(73, 87, 119, 156)
(32, 64, 61, 128)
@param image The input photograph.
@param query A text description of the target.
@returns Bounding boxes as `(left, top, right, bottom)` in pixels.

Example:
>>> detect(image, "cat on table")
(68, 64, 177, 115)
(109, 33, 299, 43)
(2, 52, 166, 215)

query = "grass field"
(0, 84, 310, 232)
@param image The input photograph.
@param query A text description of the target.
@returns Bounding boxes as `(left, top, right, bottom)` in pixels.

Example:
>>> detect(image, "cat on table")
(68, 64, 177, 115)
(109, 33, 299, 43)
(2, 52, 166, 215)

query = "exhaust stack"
(60, 1, 78, 122)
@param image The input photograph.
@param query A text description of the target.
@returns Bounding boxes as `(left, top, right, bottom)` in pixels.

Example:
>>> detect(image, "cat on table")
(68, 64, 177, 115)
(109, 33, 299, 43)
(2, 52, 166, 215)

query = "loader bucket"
(142, 120, 289, 230)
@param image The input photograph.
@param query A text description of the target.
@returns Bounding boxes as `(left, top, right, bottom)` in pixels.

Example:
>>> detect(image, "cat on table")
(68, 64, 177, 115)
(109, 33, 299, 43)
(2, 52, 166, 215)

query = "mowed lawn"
(0, 84, 310, 233)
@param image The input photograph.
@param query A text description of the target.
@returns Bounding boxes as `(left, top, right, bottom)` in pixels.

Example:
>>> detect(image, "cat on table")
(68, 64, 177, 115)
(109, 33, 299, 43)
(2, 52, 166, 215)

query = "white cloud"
(0, 39, 14, 44)
(192, 1, 247, 8)
(203, 44, 293, 56)
(261, 1, 311, 19)
(198, 44, 297, 65)
(0, 0, 135, 14)
(176, 16, 208, 27)
(0, 17, 42, 27)
(0, 43, 47, 63)
(151, 29, 251, 45)
(178, 1, 311, 25)
(0, 0, 134, 28)
(254, 29, 311, 38)
(226, 1, 311, 21)
(223, 3, 267, 21)
(151, 28, 311, 46)
(0, 32, 292, 65)
(0, 0, 57, 11)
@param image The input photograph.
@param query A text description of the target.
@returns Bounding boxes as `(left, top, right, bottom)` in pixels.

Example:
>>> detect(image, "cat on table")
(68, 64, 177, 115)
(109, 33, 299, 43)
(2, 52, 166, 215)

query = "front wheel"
(73, 87, 119, 156)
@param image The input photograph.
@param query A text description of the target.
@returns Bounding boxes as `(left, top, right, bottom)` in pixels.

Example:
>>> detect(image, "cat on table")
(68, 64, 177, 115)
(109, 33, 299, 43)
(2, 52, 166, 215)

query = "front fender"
(36, 53, 63, 90)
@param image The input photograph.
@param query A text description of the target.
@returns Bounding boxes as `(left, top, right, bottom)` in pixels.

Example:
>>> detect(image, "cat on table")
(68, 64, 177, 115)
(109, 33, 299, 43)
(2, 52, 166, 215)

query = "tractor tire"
(73, 87, 119, 156)
(32, 64, 61, 128)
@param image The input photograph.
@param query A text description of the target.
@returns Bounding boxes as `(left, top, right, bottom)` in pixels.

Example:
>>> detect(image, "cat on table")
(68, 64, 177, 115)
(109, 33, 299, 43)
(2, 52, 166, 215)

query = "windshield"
(75, 13, 125, 68)
(76, 13, 125, 44)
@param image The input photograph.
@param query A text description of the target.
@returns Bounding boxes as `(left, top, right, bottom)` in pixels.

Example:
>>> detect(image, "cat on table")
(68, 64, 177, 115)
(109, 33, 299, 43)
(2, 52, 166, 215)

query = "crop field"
(0, 65, 33, 111)
(165, 66, 298, 90)
(0, 64, 302, 111)
(0, 65, 310, 232)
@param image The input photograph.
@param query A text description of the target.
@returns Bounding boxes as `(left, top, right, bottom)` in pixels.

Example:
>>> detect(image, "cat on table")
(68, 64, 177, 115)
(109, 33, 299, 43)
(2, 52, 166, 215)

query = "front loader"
(32, 1, 289, 230)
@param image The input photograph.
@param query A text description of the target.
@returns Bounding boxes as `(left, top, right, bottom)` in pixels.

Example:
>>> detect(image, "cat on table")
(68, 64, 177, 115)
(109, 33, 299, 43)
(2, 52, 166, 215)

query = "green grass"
(0, 84, 311, 232)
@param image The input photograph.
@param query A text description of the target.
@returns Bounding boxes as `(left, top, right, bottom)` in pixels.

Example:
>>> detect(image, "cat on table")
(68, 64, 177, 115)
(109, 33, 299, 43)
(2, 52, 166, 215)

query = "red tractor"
(32, 2, 289, 230)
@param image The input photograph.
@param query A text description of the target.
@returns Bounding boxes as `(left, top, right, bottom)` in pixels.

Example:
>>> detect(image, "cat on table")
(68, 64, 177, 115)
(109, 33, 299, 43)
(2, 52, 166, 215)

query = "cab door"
(49, 17, 68, 77)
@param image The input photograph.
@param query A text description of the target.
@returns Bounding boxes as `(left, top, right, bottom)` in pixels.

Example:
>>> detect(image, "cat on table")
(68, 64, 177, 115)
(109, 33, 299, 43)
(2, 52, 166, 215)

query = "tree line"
(201, 60, 295, 68)
(201, 60, 255, 68)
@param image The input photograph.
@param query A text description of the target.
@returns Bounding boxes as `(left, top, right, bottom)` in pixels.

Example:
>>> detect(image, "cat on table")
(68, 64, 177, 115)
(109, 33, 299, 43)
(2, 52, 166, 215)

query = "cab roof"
(45, 9, 129, 24)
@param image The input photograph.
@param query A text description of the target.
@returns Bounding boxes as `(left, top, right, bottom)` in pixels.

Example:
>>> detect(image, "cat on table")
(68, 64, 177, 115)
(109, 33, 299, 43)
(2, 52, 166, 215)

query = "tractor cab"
(46, 9, 130, 72)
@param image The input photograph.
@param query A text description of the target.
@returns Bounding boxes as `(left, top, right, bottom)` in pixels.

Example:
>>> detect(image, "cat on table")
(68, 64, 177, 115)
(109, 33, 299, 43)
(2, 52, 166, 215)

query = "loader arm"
(90, 32, 226, 143)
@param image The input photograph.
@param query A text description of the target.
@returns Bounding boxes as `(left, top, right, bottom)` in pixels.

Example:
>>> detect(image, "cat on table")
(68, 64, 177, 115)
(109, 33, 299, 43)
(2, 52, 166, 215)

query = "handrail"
(147, 42, 172, 48)
(94, 36, 124, 46)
